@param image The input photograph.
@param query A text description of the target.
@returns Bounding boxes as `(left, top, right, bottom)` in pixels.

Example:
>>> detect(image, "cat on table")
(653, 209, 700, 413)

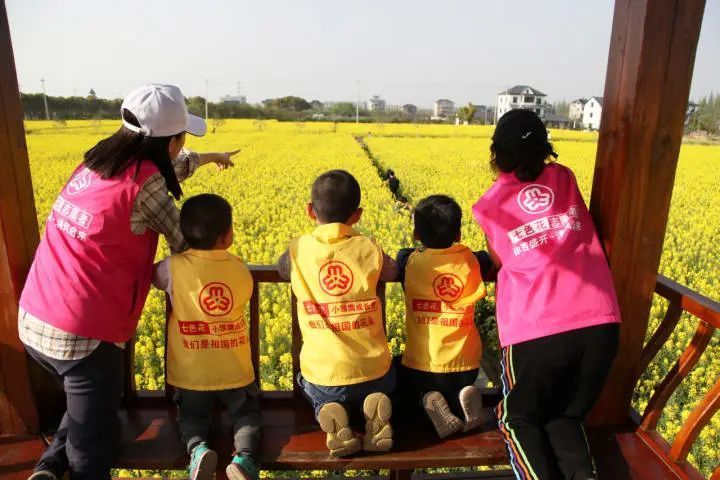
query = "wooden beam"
(0, 0, 40, 434)
(588, 0, 706, 426)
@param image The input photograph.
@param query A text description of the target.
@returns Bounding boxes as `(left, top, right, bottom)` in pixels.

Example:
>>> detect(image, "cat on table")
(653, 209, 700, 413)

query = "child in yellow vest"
(278, 170, 397, 457)
(153, 194, 260, 480)
(396, 195, 497, 439)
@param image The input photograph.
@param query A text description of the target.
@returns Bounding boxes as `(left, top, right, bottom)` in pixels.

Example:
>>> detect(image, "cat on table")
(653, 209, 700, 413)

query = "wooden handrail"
(635, 274, 720, 468)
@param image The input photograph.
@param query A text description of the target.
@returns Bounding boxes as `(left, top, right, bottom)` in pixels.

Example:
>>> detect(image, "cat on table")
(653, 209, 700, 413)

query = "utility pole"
(41, 77, 50, 120)
(204, 79, 209, 121)
(355, 81, 360, 124)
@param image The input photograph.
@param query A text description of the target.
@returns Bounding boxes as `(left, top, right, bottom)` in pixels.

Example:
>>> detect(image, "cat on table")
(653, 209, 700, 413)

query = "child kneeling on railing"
(395, 195, 497, 439)
(278, 170, 397, 457)
(153, 194, 260, 480)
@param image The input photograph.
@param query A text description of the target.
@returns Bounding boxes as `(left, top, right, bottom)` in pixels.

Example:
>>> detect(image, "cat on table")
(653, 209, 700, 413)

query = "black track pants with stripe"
(497, 323, 619, 480)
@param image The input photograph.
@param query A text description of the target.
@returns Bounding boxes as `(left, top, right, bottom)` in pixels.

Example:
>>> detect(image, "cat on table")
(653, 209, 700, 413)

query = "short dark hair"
(180, 194, 232, 250)
(311, 170, 361, 223)
(414, 195, 462, 249)
(490, 109, 558, 182)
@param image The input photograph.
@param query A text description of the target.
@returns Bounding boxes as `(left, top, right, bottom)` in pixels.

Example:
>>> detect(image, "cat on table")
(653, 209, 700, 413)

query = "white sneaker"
(317, 402, 362, 457)
(362, 392, 393, 451)
(459, 385, 495, 432)
(28, 471, 58, 480)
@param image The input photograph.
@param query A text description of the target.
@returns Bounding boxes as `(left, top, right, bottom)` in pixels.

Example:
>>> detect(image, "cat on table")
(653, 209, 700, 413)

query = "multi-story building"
(496, 85, 548, 121)
(434, 99, 455, 118)
(582, 96, 603, 130)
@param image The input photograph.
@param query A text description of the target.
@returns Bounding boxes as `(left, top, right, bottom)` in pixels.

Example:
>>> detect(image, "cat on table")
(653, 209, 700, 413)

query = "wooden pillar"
(588, 0, 706, 426)
(0, 0, 41, 434)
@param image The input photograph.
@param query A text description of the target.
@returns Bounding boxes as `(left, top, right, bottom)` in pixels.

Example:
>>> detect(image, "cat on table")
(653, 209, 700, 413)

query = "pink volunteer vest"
(20, 161, 160, 343)
(472, 163, 620, 347)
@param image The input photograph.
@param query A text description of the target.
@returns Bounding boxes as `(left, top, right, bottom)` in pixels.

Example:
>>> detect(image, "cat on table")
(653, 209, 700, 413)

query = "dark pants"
(25, 342, 123, 480)
(498, 323, 619, 480)
(297, 365, 396, 426)
(394, 355, 479, 419)
(173, 383, 262, 459)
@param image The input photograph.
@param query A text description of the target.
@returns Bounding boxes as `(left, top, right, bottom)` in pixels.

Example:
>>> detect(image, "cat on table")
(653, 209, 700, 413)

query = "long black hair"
(83, 109, 183, 199)
(490, 109, 558, 182)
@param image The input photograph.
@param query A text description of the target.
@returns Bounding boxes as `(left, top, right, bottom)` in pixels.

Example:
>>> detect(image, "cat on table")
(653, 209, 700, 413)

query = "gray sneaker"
(423, 391, 464, 439)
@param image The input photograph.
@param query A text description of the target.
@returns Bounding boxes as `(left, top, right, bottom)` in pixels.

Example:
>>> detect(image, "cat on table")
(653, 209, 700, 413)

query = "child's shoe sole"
(362, 392, 393, 452)
(226, 463, 253, 480)
(190, 449, 218, 480)
(317, 402, 362, 457)
(423, 391, 464, 439)
(459, 385, 495, 432)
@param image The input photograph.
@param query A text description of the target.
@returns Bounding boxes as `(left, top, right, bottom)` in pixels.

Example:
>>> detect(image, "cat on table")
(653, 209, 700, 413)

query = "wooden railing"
(635, 275, 720, 479)
(117, 268, 719, 478)
(121, 265, 397, 404)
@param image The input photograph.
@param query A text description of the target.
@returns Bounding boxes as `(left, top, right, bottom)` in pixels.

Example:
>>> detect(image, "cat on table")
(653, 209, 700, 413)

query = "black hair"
(180, 194, 233, 249)
(490, 109, 558, 182)
(83, 109, 184, 199)
(311, 170, 361, 223)
(386, 169, 395, 177)
(414, 195, 462, 249)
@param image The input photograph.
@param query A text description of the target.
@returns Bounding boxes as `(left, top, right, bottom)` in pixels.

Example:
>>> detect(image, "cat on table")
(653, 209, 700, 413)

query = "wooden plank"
(113, 398, 507, 471)
(656, 274, 720, 328)
(0, 435, 47, 479)
(587, 0, 706, 426)
(0, 0, 40, 435)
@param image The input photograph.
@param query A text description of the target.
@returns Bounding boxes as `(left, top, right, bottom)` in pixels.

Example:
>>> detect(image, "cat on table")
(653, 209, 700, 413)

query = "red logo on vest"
(433, 273, 464, 302)
(319, 261, 354, 296)
(198, 282, 234, 316)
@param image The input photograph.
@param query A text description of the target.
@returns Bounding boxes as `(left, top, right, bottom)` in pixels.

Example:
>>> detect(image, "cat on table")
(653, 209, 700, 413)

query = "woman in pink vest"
(18, 84, 239, 480)
(472, 109, 620, 480)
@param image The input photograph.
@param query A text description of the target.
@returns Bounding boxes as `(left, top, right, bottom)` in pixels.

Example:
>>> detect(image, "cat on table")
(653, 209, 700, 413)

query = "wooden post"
(588, 0, 706, 426)
(0, 0, 41, 434)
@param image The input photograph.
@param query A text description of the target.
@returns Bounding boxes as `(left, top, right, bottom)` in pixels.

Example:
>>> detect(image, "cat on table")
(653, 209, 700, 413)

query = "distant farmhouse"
(472, 105, 495, 124)
(434, 99, 455, 119)
(367, 95, 386, 113)
(496, 85, 551, 121)
(583, 96, 603, 130)
(221, 94, 247, 105)
(402, 104, 418, 116)
(569, 98, 588, 128)
(496, 85, 570, 128)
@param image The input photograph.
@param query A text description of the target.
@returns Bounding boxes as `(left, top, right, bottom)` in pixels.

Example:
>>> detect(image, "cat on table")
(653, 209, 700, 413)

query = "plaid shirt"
(19, 150, 199, 360)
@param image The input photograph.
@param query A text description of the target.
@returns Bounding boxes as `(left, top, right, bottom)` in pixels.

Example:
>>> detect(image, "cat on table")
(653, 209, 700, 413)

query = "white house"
(367, 95, 386, 112)
(496, 85, 548, 121)
(434, 99, 455, 118)
(582, 96, 603, 130)
(569, 98, 588, 121)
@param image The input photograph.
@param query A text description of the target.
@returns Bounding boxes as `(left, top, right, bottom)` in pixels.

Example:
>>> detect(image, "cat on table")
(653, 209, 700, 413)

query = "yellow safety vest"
(167, 249, 255, 390)
(402, 244, 486, 373)
(290, 223, 391, 386)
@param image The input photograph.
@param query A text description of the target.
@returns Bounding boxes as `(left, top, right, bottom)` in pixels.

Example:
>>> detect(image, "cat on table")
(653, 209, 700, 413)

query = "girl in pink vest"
(18, 84, 239, 480)
(472, 110, 620, 480)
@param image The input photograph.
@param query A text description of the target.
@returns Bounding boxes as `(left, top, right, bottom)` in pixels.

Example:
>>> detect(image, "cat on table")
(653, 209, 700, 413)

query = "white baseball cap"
(121, 84, 206, 137)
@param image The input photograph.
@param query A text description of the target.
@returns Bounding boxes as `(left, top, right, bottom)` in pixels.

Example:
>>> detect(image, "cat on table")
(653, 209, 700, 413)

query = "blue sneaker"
(188, 443, 218, 480)
(225, 454, 259, 480)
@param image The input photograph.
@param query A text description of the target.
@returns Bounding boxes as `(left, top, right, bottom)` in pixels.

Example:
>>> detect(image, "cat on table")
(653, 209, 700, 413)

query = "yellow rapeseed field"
(24, 119, 718, 476)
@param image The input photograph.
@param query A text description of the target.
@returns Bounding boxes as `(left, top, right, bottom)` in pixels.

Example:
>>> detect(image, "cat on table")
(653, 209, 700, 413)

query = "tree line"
(21, 93, 420, 123)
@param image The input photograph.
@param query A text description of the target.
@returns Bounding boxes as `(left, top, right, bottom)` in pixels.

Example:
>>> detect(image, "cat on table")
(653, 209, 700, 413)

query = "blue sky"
(6, 0, 719, 108)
